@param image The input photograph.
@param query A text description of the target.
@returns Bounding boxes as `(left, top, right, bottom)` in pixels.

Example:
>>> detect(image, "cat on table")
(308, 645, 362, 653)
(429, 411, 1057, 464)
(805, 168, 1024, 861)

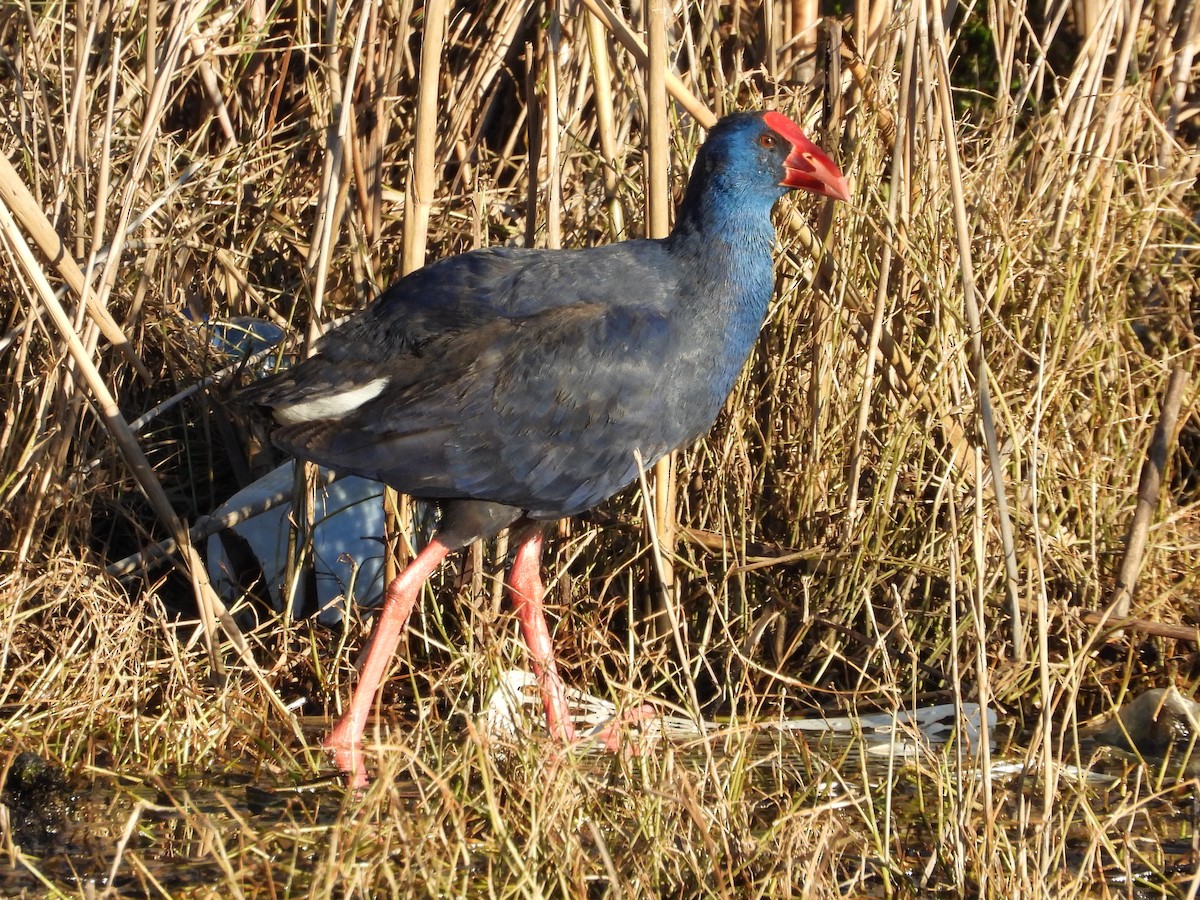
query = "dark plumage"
(239, 109, 849, 785)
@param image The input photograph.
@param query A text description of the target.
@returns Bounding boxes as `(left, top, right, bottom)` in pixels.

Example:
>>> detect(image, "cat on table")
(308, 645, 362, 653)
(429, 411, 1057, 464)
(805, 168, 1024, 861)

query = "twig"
(1109, 365, 1192, 618)
(1079, 608, 1200, 645)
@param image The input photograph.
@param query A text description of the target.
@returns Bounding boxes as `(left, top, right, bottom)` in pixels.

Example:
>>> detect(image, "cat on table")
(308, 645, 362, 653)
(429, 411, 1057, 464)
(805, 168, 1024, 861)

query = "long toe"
(581, 703, 659, 754)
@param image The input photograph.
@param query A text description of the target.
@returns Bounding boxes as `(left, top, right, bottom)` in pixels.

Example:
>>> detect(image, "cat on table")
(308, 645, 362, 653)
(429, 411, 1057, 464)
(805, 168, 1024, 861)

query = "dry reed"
(0, 0, 1197, 894)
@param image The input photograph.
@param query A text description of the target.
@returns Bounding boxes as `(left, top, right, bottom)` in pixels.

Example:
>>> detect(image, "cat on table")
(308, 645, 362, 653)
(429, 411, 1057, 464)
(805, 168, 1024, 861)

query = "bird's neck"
(667, 174, 781, 251)
(662, 181, 782, 384)
(665, 180, 780, 325)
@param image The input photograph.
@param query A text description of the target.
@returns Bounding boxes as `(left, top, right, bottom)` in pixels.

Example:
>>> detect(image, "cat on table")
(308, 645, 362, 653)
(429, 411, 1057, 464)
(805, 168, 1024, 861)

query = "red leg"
(506, 530, 577, 743)
(323, 538, 452, 786)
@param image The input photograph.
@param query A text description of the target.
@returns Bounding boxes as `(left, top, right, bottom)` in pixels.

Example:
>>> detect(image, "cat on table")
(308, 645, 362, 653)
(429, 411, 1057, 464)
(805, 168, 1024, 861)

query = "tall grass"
(0, 0, 1197, 894)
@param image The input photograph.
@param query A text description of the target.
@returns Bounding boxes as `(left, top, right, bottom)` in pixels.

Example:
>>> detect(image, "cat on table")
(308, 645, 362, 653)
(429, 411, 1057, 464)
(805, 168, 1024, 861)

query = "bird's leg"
(323, 537, 452, 787)
(506, 528, 577, 743)
(507, 528, 656, 752)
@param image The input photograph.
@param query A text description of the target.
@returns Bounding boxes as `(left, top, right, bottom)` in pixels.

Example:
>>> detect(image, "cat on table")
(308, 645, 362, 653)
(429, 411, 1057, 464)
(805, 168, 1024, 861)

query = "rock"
(1084, 687, 1200, 774)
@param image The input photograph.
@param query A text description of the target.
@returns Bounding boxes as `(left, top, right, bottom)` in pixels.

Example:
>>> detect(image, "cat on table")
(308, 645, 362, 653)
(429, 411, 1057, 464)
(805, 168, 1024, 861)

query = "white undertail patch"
(273, 377, 390, 424)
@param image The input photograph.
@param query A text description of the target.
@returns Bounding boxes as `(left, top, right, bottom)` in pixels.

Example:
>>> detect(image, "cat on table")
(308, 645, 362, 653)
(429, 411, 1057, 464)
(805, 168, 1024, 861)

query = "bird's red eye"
(758, 133, 777, 148)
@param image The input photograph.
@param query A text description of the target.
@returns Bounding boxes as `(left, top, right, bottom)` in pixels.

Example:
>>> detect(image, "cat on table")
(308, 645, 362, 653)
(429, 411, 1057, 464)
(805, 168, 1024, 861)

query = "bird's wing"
(238, 254, 522, 404)
(317, 249, 540, 364)
(269, 298, 691, 517)
(240, 238, 679, 408)
(238, 242, 668, 413)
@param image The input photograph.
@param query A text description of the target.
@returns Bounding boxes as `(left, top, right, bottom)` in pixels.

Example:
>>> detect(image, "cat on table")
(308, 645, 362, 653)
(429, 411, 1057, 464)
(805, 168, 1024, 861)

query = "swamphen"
(241, 110, 849, 784)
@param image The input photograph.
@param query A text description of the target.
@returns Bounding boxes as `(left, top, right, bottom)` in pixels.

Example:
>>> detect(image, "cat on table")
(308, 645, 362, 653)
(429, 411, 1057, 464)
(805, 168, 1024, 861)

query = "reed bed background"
(0, 0, 1197, 895)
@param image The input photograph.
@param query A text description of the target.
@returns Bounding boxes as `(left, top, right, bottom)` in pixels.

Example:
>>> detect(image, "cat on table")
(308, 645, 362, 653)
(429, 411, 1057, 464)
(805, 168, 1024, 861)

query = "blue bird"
(240, 109, 849, 784)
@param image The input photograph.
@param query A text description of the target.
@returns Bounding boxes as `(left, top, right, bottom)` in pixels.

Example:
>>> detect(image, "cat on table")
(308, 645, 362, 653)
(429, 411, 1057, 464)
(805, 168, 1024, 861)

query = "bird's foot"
(581, 703, 658, 754)
(322, 724, 369, 790)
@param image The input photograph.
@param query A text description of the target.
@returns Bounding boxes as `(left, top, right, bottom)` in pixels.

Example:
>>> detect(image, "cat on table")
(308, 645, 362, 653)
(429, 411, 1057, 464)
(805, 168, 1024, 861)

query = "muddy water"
(0, 753, 345, 894)
(0, 724, 1194, 896)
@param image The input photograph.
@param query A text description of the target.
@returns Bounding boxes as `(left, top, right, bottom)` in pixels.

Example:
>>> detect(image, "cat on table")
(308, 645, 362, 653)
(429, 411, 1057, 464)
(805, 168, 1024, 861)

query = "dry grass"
(1, 0, 1198, 895)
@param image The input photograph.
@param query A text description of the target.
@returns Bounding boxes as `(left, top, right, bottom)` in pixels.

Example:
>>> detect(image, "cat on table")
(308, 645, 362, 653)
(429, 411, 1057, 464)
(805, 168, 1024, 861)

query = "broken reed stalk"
(1, 193, 303, 733)
(68, 0, 96, 266)
(1110, 366, 1192, 619)
(402, 0, 447, 276)
(646, 0, 677, 639)
(385, 0, 448, 582)
(80, 33, 121, 334)
(585, 11, 625, 236)
(544, 13, 562, 252)
(284, 4, 372, 619)
(644, 4, 670, 240)
(0, 152, 150, 382)
(0, 193, 238, 672)
(524, 45, 542, 249)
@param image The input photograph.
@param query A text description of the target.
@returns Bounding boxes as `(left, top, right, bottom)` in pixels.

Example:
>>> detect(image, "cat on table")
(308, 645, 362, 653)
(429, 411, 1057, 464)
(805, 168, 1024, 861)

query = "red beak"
(763, 110, 851, 202)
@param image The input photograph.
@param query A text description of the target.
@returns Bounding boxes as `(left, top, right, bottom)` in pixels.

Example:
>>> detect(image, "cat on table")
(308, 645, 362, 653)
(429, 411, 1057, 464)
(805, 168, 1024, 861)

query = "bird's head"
(695, 110, 850, 204)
